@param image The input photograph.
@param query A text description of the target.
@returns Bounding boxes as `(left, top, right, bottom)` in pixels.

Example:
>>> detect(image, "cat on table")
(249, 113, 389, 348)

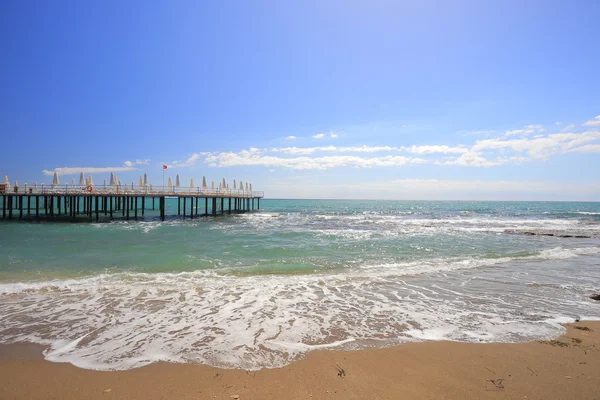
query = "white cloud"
(42, 166, 137, 176)
(312, 133, 325, 139)
(204, 149, 427, 170)
(583, 115, 600, 126)
(566, 144, 600, 153)
(270, 145, 397, 155)
(441, 151, 504, 167)
(472, 130, 600, 159)
(284, 136, 297, 140)
(162, 117, 600, 173)
(561, 124, 577, 132)
(330, 132, 338, 138)
(402, 145, 468, 154)
(268, 145, 468, 155)
(165, 153, 205, 169)
(123, 159, 149, 167)
(505, 124, 545, 136)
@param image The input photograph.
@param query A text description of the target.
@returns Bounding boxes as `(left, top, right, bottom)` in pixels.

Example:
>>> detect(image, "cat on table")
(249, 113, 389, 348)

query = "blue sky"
(1, 0, 599, 200)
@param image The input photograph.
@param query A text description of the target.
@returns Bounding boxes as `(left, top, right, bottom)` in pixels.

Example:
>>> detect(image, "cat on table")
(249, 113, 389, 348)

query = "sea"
(0, 199, 599, 371)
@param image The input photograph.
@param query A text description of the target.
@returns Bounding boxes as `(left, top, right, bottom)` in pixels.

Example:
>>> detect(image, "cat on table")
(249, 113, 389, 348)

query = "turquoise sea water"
(1, 199, 599, 370)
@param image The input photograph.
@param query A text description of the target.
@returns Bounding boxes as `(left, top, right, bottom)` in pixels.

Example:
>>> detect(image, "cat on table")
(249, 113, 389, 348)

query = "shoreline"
(1, 321, 599, 399)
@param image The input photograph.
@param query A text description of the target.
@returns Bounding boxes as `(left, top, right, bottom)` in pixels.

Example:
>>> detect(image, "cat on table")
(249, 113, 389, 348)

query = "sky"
(1, 0, 599, 200)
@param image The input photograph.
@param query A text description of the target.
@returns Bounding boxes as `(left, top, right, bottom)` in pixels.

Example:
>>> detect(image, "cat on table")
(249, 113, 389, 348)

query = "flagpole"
(162, 168, 164, 192)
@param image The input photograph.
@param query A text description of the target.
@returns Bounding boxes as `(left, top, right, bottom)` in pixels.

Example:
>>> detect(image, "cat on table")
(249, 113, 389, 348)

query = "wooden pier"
(0, 188, 264, 222)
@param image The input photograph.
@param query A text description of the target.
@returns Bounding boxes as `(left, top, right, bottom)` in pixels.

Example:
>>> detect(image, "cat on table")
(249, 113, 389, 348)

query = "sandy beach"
(0, 321, 598, 400)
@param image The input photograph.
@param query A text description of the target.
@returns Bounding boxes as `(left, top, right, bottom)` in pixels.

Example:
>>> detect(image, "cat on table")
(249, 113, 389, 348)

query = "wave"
(1, 245, 599, 371)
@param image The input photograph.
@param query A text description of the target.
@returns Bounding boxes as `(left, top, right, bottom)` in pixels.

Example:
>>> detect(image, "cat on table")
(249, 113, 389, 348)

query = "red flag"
(162, 165, 168, 169)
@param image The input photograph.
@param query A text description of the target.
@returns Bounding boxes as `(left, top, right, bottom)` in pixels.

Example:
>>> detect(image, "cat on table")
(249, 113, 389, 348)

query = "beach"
(1, 321, 599, 399)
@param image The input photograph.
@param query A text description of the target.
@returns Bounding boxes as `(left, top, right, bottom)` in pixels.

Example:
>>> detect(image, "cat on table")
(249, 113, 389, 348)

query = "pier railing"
(3, 185, 264, 198)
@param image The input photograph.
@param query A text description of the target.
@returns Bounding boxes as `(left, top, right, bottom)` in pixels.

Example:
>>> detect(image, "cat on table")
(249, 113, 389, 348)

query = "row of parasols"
(3, 172, 254, 192)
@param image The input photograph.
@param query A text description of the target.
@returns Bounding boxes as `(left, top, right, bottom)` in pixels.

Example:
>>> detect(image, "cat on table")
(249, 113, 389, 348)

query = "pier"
(0, 186, 264, 222)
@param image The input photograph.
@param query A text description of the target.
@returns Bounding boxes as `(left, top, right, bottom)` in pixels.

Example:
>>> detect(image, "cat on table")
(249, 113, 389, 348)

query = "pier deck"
(0, 187, 264, 222)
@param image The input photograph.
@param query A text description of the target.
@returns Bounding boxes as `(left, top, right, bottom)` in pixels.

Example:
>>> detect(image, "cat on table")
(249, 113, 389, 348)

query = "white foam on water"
(1, 245, 599, 371)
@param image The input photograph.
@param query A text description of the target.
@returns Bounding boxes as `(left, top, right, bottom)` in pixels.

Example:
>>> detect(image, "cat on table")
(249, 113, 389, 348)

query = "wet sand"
(1, 321, 599, 400)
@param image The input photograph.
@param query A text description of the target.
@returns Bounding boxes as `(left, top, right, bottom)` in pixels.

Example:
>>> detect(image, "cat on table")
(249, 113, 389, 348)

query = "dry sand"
(1, 321, 599, 400)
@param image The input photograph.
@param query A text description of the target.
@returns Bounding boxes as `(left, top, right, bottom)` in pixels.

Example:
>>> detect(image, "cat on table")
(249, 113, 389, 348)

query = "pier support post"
(212, 197, 217, 216)
(183, 197, 186, 218)
(190, 196, 194, 219)
(178, 197, 181, 216)
(95, 196, 99, 222)
(126, 197, 130, 220)
(152, 197, 155, 210)
(1, 196, 5, 219)
(36, 196, 39, 218)
(71, 196, 76, 221)
(27, 196, 31, 216)
(220, 198, 224, 215)
(160, 197, 165, 221)
(141, 197, 145, 216)
(122, 197, 125, 217)
(228, 198, 231, 214)
(109, 196, 113, 219)
(8, 196, 13, 219)
(19, 196, 23, 219)
(205, 198, 208, 217)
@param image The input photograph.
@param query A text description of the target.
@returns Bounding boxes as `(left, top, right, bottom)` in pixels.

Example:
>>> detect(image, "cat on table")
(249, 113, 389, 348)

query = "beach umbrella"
(131, 182, 134, 190)
(245, 182, 249, 191)
(211, 181, 214, 190)
(79, 172, 85, 186)
(222, 178, 226, 189)
(139, 176, 143, 188)
(24, 183, 28, 193)
(239, 181, 244, 190)
(168, 177, 173, 188)
(219, 182, 222, 191)
(233, 179, 236, 190)
(149, 184, 153, 191)
(52, 172, 59, 188)
(71, 178, 75, 187)
(143, 173, 148, 186)
(110, 172, 118, 186)
(118, 180, 121, 186)
(176, 174, 180, 188)
(88, 175, 94, 186)
(226, 184, 229, 190)
(190, 178, 195, 188)
(2, 176, 7, 184)
(250, 183, 252, 192)
(34, 182, 38, 191)
(103, 179, 107, 190)
(15, 181, 19, 188)
(202, 176, 207, 189)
